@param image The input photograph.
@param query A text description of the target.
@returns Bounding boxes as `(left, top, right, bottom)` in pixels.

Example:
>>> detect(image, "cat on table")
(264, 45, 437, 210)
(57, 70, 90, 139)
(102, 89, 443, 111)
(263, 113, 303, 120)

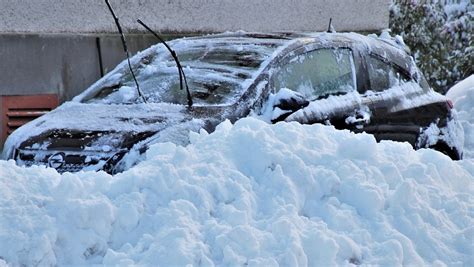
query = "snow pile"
(1, 117, 473, 266)
(447, 74, 474, 158)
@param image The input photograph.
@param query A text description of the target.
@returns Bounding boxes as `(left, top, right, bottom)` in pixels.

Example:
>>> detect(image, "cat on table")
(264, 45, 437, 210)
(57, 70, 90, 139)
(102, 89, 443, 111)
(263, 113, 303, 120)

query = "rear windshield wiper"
(137, 19, 193, 107)
(104, 0, 147, 104)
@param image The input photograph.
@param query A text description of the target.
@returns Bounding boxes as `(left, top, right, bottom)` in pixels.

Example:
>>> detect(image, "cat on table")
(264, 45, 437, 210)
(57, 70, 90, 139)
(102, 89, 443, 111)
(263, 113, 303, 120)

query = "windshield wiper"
(137, 19, 193, 107)
(104, 0, 147, 103)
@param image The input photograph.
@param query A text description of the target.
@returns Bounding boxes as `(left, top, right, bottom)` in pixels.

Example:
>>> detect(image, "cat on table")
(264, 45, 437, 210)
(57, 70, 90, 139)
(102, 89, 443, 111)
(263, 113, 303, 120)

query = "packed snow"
(1, 114, 473, 266)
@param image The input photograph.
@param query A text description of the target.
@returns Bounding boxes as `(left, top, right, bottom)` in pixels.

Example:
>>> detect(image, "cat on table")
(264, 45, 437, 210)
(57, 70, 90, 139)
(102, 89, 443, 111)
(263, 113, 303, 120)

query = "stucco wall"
(0, 0, 390, 34)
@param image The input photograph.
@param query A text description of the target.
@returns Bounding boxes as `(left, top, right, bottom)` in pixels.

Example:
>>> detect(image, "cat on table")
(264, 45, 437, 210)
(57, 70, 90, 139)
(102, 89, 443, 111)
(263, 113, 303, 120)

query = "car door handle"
(345, 111, 371, 128)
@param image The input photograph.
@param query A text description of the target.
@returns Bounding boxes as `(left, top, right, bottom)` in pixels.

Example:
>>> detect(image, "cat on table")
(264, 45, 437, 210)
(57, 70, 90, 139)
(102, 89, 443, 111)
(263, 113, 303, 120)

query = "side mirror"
(271, 88, 310, 122)
(274, 91, 309, 111)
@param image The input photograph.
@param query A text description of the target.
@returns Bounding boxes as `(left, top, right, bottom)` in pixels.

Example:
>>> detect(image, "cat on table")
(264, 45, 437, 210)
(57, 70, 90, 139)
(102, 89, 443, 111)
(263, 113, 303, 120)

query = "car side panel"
(363, 100, 449, 147)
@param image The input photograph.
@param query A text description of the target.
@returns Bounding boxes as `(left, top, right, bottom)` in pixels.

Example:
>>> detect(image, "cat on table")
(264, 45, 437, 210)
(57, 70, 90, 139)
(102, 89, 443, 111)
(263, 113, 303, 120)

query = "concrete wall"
(0, 34, 158, 101)
(0, 0, 390, 34)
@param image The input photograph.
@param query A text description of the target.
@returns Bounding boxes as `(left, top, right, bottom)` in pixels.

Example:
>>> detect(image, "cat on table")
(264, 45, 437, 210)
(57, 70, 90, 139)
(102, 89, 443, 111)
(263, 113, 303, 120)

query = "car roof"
(197, 31, 416, 88)
(178, 31, 412, 64)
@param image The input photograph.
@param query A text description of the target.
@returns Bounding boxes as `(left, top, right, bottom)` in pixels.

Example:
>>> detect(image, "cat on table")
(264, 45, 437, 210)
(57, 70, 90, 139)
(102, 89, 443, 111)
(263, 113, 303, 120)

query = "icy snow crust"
(1, 118, 473, 266)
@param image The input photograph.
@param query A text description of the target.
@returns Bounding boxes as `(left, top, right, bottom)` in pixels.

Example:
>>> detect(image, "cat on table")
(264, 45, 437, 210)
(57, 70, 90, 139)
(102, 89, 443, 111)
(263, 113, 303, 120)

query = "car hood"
(2, 102, 204, 159)
(16, 130, 156, 153)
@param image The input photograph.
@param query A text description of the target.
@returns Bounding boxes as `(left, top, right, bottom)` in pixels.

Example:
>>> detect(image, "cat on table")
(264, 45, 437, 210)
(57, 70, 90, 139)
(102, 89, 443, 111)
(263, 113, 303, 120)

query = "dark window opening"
(367, 55, 411, 92)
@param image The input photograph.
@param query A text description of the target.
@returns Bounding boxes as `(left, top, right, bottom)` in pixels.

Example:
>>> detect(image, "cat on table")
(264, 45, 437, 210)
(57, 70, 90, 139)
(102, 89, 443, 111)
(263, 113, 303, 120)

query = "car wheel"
(430, 142, 462, 160)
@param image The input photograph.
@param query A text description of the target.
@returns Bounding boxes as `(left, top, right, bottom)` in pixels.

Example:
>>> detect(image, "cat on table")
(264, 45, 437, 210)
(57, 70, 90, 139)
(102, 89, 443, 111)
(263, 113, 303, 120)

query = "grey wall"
(0, 34, 99, 100)
(0, 0, 390, 34)
(0, 34, 159, 101)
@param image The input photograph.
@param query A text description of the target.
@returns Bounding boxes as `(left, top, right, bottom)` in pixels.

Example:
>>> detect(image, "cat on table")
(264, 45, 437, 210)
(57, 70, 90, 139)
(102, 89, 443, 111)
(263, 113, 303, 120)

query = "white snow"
(1, 117, 473, 266)
(344, 106, 371, 129)
(447, 74, 474, 159)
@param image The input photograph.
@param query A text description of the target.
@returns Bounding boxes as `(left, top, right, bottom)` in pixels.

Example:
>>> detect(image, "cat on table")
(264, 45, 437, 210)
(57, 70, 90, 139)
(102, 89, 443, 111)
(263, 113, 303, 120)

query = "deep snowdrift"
(1, 116, 473, 266)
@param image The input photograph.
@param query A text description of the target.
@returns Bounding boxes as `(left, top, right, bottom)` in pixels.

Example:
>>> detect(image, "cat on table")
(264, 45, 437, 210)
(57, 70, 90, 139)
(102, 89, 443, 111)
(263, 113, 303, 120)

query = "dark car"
(1, 32, 464, 173)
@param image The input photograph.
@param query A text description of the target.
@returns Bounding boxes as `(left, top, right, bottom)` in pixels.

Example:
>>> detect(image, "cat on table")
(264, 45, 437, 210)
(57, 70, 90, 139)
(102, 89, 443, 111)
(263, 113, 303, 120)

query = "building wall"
(0, 34, 158, 100)
(0, 0, 390, 34)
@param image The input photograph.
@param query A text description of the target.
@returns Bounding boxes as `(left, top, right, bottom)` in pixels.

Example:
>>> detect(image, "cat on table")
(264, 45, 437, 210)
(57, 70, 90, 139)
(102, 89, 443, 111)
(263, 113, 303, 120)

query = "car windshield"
(82, 37, 283, 106)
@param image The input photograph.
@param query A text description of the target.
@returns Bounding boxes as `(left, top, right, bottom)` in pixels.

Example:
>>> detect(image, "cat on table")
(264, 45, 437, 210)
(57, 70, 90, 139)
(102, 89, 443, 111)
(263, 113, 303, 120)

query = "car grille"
(20, 160, 86, 173)
(57, 163, 86, 173)
(16, 149, 121, 173)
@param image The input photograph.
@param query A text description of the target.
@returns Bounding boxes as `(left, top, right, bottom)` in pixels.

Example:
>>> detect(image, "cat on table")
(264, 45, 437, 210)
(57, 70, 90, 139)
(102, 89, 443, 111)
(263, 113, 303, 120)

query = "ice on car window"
(83, 38, 282, 106)
(273, 48, 356, 100)
(367, 55, 410, 92)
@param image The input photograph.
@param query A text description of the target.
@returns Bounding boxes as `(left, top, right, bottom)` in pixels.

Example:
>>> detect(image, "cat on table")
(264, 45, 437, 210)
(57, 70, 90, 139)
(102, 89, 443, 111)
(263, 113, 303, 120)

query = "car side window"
(273, 48, 357, 100)
(367, 55, 410, 92)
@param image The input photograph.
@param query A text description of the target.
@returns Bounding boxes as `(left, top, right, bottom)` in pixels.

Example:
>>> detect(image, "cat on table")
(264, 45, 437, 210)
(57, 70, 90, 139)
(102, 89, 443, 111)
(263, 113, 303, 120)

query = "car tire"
(430, 141, 462, 160)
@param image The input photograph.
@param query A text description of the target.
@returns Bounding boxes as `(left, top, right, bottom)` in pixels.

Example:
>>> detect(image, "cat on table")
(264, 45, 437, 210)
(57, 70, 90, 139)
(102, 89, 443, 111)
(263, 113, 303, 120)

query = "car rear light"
(446, 99, 454, 110)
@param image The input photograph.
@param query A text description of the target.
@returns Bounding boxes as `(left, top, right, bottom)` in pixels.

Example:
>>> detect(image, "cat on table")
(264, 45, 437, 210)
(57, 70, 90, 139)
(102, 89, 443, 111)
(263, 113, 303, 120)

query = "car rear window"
(82, 38, 284, 106)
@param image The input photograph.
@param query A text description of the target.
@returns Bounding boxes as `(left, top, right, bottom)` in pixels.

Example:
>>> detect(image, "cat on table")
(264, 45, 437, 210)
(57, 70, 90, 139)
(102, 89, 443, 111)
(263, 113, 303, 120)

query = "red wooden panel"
(1, 94, 59, 147)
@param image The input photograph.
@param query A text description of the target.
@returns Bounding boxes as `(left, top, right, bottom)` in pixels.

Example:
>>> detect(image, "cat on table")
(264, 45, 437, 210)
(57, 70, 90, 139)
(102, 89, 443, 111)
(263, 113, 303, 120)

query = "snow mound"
(1, 118, 473, 266)
(447, 74, 474, 158)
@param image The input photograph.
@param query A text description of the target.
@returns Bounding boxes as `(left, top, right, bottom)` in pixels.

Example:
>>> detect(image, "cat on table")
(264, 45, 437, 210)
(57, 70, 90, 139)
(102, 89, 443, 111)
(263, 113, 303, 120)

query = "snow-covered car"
(2, 32, 463, 173)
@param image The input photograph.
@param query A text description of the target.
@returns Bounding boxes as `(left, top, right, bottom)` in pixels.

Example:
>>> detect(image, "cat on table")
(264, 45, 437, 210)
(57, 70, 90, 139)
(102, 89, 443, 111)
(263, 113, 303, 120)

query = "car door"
(360, 52, 440, 146)
(268, 45, 370, 132)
